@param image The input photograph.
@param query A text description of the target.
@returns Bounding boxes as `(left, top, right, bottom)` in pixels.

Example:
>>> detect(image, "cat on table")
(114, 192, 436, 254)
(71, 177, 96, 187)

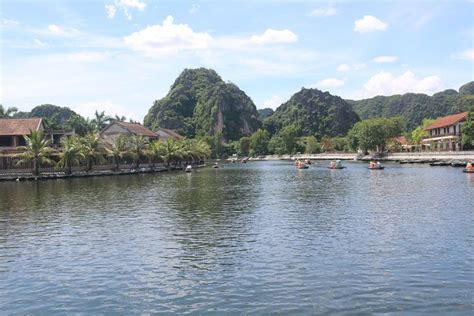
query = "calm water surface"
(1, 161, 473, 314)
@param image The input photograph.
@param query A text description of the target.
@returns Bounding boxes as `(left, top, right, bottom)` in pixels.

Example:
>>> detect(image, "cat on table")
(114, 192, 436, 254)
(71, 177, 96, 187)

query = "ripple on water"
(0, 161, 473, 314)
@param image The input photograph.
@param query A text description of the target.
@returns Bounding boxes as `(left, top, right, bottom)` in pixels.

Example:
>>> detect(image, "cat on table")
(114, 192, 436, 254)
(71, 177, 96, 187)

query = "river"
(1, 161, 473, 314)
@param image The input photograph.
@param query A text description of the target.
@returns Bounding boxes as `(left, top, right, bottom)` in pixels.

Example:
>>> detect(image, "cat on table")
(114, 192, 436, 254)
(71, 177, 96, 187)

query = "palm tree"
(128, 136, 149, 169)
(160, 139, 184, 168)
(14, 130, 55, 176)
(106, 135, 127, 171)
(57, 135, 84, 175)
(0, 105, 18, 118)
(91, 110, 111, 132)
(149, 141, 164, 170)
(81, 133, 105, 171)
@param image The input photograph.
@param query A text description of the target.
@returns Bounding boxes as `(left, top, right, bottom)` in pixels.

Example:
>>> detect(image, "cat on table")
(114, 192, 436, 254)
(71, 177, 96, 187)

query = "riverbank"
(242, 151, 474, 164)
(0, 164, 205, 182)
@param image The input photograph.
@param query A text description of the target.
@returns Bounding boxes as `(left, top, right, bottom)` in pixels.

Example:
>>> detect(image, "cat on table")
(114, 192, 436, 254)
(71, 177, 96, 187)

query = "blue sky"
(1, 0, 473, 121)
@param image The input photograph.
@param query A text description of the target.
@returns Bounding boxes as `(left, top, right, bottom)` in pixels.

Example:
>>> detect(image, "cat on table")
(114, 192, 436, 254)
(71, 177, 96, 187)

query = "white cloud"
(47, 24, 81, 37)
(336, 62, 367, 72)
(372, 55, 398, 63)
(355, 70, 442, 98)
(33, 38, 47, 48)
(2, 18, 19, 26)
(354, 15, 388, 34)
(309, 7, 337, 17)
(249, 29, 298, 45)
(189, 4, 200, 15)
(337, 64, 351, 72)
(124, 15, 213, 55)
(451, 49, 474, 61)
(105, 4, 117, 18)
(105, 0, 147, 20)
(313, 78, 345, 88)
(262, 95, 284, 109)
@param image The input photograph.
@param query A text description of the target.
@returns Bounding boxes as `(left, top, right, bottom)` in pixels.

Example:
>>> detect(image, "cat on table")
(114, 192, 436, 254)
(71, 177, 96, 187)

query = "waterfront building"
(100, 121, 157, 145)
(0, 118, 45, 153)
(422, 111, 469, 151)
(154, 127, 184, 141)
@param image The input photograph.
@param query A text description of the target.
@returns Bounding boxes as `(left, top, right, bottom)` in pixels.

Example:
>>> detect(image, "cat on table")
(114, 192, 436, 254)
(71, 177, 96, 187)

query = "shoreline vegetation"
(0, 130, 212, 181)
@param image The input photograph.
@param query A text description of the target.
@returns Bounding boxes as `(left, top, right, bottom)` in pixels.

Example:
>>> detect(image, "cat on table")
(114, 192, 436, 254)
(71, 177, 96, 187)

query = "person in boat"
(335, 160, 342, 169)
(185, 165, 192, 172)
(466, 161, 474, 172)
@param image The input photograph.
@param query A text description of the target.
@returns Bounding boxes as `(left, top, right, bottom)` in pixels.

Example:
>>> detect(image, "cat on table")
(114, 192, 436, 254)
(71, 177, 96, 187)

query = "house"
(100, 121, 157, 145)
(421, 111, 469, 151)
(0, 118, 45, 152)
(155, 127, 184, 141)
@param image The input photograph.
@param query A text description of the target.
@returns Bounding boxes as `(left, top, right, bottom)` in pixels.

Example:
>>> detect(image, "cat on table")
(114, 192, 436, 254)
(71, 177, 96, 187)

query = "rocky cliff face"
(144, 68, 260, 140)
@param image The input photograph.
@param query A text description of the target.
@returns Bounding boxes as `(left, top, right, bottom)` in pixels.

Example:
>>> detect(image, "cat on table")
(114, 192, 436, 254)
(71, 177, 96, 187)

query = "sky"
(1, 0, 473, 122)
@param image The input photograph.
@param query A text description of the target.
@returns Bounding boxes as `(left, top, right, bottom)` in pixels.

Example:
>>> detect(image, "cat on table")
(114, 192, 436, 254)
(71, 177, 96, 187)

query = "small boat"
(295, 161, 309, 169)
(212, 162, 220, 169)
(304, 159, 312, 165)
(464, 162, 474, 173)
(328, 160, 345, 169)
(368, 162, 384, 170)
(185, 165, 192, 173)
(241, 158, 248, 163)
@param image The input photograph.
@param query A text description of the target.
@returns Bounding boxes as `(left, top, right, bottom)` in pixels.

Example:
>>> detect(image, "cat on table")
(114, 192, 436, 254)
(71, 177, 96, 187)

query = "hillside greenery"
(264, 88, 360, 138)
(348, 82, 474, 130)
(144, 68, 261, 141)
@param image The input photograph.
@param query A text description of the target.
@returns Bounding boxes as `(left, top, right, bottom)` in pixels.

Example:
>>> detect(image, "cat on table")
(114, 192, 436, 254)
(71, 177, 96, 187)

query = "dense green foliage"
(461, 108, 474, 150)
(264, 88, 360, 138)
(144, 68, 261, 141)
(14, 131, 55, 176)
(349, 82, 474, 130)
(257, 108, 274, 120)
(13, 132, 211, 175)
(249, 129, 270, 156)
(0, 105, 18, 118)
(348, 117, 405, 153)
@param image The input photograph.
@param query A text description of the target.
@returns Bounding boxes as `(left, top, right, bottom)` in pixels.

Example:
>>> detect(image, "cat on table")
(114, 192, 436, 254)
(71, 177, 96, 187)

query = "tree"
(279, 124, 300, 154)
(411, 119, 436, 144)
(65, 114, 94, 136)
(348, 117, 405, 153)
(106, 135, 128, 171)
(320, 136, 334, 152)
(81, 133, 105, 171)
(128, 136, 149, 169)
(148, 140, 164, 169)
(14, 130, 55, 176)
(461, 109, 474, 150)
(91, 110, 111, 131)
(239, 136, 250, 156)
(159, 139, 184, 167)
(250, 129, 270, 156)
(304, 136, 321, 154)
(0, 105, 18, 118)
(57, 135, 84, 175)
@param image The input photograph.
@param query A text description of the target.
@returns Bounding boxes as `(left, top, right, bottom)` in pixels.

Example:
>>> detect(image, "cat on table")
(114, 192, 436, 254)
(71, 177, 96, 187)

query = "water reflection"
(0, 161, 473, 314)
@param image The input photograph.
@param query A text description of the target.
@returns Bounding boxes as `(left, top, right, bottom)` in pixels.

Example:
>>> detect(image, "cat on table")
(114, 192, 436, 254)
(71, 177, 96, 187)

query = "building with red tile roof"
(155, 127, 184, 141)
(0, 118, 45, 149)
(100, 121, 157, 145)
(422, 111, 469, 151)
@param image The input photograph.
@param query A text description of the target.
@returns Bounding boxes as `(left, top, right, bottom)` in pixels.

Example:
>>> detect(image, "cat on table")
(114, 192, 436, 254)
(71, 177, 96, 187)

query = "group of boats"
(294, 159, 384, 170)
(187, 159, 474, 173)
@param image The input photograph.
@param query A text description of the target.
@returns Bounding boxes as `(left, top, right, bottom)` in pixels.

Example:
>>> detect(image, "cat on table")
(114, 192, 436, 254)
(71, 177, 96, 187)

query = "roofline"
(424, 112, 469, 130)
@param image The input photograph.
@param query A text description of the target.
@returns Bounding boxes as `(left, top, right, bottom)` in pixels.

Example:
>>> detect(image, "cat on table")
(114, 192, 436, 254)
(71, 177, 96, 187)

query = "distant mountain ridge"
(347, 81, 474, 130)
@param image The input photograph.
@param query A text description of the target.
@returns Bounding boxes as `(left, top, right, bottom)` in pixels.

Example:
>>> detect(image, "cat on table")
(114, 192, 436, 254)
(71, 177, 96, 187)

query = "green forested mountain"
(257, 108, 274, 119)
(13, 104, 79, 129)
(144, 68, 261, 141)
(264, 88, 360, 137)
(348, 82, 474, 130)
